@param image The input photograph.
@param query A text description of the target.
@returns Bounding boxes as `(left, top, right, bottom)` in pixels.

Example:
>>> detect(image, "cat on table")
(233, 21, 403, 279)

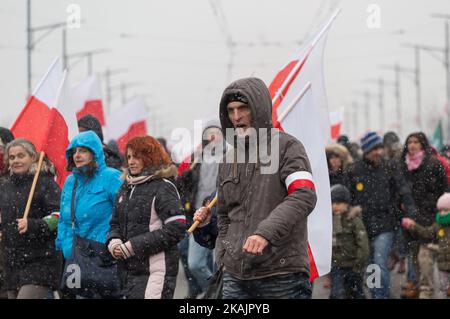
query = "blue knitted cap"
(361, 131, 383, 154)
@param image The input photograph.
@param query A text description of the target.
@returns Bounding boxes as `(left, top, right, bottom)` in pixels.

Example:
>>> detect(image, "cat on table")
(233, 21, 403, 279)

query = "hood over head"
(66, 131, 106, 171)
(219, 77, 272, 143)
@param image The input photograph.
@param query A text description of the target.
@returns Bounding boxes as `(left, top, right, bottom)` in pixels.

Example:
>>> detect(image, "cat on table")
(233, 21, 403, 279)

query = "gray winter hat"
(331, 184, 351, 204)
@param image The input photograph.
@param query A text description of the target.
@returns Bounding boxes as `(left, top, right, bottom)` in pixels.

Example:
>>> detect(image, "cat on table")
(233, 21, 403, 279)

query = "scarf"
(436, 211, 450, 226)
(125, 167, 157, 185)
(405, 150, 425, 171)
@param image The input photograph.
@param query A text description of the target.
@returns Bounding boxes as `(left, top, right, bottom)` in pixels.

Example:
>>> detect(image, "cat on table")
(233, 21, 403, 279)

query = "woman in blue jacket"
(56, 131, 123, 298)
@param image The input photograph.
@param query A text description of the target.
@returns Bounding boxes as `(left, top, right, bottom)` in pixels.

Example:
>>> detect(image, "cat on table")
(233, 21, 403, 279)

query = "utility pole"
(114, 82, 143, 105)
(344, 106, 351, 138)
(26, 0, 66, 96)
(355, 90, 372, 132)
(352, 101, 358, 138)
(402, 44, 424, 130)
(431, 14, 450, 104)
(381, 63, 407, 136)
(395, 63, 402, 136)
(379, 78, 385, 133)
(67, 49, 109, 75)
(27, 0, 31, 95)
(365, 78, 385, 132)
(364, 91, 370, 132)
(101, 68, 128, 115)
(431, 14, 450, 142)
(62, 28, 67, 69)
(210, 0, 235, 83)
(415, 45, 421, 130)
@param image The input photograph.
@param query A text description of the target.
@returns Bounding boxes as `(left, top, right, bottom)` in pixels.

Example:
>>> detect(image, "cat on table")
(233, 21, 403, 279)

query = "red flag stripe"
(269, 50, 312, 129)
(76, 99, 105, 126)
(330, 122, 342, 140)
(11, 97, 69, 187)
(177, 154, 193, 176)
(117, 120, 147, 154)
(308, 243, 319, 282)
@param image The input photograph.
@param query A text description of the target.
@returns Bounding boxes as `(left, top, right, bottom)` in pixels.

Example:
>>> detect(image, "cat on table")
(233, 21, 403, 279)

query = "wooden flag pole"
(187, 195, 218, 234)
(23, 151, 45, 219)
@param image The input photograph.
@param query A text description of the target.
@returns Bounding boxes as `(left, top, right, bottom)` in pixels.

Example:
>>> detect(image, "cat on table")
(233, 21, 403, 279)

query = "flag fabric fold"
(73, 74, 105, 126)
(11, 58, 70, 187)
(330, 110, 343, 141)
(269, 10, 340, 280)
(105, 96, 148, 153)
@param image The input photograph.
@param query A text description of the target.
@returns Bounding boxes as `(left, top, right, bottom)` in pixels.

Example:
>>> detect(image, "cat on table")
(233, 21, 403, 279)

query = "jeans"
(188, 235, 214, 292)
(222, 272, 312, 299)
(393, 227, 408, 258)
(369, 231, 394, 299)
(407, 240, 420, 284)
(178, 236, 202, 297)
(330, 267, 365, 299)
(438, 271, 450, 299)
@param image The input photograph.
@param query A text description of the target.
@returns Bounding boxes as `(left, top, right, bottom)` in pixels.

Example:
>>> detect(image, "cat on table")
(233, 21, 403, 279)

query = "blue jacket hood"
(66, 131, 106, 171)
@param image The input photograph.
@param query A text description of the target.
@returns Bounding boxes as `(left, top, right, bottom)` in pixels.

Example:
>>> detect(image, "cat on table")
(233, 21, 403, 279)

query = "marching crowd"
(0, 77, 449, 299)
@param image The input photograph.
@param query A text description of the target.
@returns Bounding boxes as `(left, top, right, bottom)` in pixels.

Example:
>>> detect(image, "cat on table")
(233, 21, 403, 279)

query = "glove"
(43, 212, 60, 232)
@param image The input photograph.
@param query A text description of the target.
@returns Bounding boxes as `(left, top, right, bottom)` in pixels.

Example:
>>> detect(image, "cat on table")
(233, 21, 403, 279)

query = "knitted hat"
(383, 131, 400, 146)
(331, 184, 351, 204)
(337, 135, 350, 147)
(360, 131, 383, 154)
(437, 193, 450, 211)
(223, 92, 249, 105)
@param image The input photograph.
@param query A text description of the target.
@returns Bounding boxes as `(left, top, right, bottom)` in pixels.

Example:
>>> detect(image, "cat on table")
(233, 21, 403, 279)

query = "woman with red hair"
(107, 136, 186, 299)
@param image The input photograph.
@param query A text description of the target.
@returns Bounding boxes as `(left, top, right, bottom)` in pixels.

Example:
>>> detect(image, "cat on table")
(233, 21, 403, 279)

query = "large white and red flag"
(269, 10, 340, 280)
(105, 96, 148, 153)
(73, 74, 105, 126)
(11, 58, 71, 187)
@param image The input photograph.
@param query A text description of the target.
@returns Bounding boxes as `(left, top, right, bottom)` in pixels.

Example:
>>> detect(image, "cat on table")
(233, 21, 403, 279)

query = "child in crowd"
(330, 184, 369, 299)
(402, 192, 450, 299)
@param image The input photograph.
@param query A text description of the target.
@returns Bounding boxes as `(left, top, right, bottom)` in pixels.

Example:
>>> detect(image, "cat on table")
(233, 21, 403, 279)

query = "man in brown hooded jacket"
(195, 77, 317, 298)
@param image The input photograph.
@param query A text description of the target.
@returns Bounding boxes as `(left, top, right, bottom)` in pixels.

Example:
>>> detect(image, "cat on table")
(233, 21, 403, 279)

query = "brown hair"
(125, 136, 172, 169)
(66, 147, 97, 176)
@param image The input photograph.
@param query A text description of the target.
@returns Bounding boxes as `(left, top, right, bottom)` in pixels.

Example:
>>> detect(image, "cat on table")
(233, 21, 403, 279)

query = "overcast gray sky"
(1, 0, 450, 145)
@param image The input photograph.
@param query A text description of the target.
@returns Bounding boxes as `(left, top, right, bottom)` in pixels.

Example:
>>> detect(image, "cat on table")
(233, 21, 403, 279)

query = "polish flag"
(11, 58, 70, 187)
(269, 10, 340, 280)
(329, 111, 343, 140)
(105, 96, 148, 153)
(73, 75, 105, 126)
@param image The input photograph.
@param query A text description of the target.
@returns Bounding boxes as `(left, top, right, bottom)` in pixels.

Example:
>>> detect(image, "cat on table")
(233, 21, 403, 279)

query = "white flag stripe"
(72, 74, 103, 114)
(271, 9, 340, 109)
(105, 96, 148, 141)
(282, 89, 332, 277)
(272, 13, 339, 276)
(329, 110, 343, 125)
(33, 57, 63, 107)
(285, 171, 314, 190)
(54, 70, 79, 140)
(278, 82, 312, 123)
